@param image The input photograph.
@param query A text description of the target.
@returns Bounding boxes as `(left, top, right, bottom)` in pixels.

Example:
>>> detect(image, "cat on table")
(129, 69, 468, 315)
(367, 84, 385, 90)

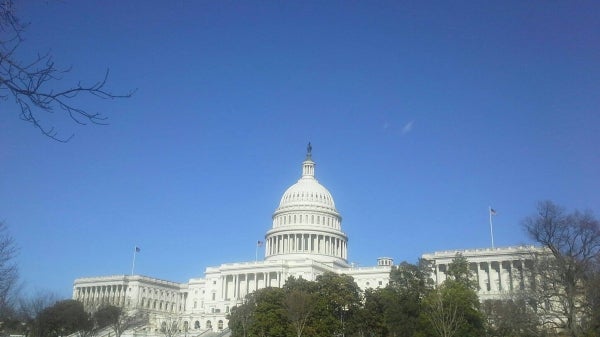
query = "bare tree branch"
(523, 201, 600, 337)
(1, 0, 134, 141)
(0, 221, 18, 319)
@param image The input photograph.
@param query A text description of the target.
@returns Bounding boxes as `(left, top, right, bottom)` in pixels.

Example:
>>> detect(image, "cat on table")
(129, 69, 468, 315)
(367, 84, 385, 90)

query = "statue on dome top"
(307, 142, 312, 158)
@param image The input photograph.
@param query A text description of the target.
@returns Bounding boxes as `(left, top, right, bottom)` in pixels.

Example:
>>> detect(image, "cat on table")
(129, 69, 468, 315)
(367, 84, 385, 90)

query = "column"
(245, 274, 250, 297)
(490, 261, 499, 292)
(438, 264, 445, 285)
(501, 261, 511, 291)
(233, 275, 238, 299)
(265, 239, 270, 256)
(221, 276, 225, 299)
(278, 235, 282, 254)
(477, 263, 486, 292)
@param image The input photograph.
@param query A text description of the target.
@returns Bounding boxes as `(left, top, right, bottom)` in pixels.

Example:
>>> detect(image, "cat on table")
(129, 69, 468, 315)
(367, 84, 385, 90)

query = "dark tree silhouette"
(523, 200, 600, 337)
(0, 221, 18, 321)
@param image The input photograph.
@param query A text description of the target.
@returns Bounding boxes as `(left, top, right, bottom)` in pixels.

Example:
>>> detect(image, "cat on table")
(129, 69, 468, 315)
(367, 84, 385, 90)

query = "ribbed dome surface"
(278, 177, 336, 210)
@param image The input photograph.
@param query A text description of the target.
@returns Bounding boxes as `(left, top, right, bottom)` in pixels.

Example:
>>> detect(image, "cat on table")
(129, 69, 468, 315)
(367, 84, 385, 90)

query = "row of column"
(265, 233, 347, 259)
(74, 285, 127, 308)
(221, 272, 284, 300)
(434, 260, 532, 293)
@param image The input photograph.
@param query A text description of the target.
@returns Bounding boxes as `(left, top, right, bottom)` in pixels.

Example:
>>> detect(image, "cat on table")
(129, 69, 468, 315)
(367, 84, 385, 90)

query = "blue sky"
(1, 1, 599, 298)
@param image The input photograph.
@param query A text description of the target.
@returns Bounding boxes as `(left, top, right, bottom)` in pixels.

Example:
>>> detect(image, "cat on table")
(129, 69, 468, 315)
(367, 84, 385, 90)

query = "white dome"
(264, 145, 348, 266)
(278, 175, 336, 211)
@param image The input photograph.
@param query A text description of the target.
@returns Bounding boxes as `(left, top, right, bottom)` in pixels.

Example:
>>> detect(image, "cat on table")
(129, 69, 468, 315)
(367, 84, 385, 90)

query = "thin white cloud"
(401, 121, 414, 135)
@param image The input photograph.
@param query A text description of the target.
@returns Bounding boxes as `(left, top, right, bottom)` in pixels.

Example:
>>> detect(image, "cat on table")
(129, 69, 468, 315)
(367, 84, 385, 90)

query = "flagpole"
(256, 241, 264, 262)
(131, 247, 137, 275)
(489, 206, 495, 249)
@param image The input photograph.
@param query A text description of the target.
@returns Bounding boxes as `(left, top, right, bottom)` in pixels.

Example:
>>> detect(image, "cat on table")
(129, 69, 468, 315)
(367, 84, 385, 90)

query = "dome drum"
(264, 231, 348, 264)
(272, 212, 342, 230)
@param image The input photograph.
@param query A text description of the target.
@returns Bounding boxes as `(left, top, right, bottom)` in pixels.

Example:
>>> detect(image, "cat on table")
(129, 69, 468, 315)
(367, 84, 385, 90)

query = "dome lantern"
(302, 142, 315, 178)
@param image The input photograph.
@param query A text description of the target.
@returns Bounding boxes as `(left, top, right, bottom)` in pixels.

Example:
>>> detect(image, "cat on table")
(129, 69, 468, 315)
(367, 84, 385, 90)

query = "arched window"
(218, 320, 223, 330)
(206, 320, 212, 329)
(194, 321, 200, 329)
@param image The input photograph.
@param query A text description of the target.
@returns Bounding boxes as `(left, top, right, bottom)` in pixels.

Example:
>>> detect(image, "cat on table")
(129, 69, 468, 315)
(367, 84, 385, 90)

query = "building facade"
(73, 146, 544, 335)
(73, 146, 392, 333)
(422, 245, 545, 301)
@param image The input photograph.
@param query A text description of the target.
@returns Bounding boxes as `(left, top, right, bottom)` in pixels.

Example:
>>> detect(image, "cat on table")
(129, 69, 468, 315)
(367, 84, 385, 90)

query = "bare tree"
(1, 0, 134, 141)
(284, 290, 315, 337)
(0, 221, 18, 320)
(523, 200, 600, 337)
(158, 313, 183, 337)
(18, 290, 59, 320)
(482, 297, 543, 337)
(94, 305, 148, 337)
(423, 288, 464, 337)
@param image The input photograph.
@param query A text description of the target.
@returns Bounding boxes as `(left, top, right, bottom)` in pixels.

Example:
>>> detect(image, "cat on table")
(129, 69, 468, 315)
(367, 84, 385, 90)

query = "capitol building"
(73, 145, 538, 335)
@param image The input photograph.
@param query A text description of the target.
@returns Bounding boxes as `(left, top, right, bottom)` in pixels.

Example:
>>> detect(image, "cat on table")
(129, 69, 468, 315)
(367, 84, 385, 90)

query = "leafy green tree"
(283, 276, 318, 294)
(33, 300, 92, 337)
(228, 298, 255, 337)
(247, 287, 289, 337)
(390, 260, 432, 294)
(384, 260, 432, 337)
(445, 254, 476, 290)
(314, 272, 362, 337)
(354, 288, 387, 337)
